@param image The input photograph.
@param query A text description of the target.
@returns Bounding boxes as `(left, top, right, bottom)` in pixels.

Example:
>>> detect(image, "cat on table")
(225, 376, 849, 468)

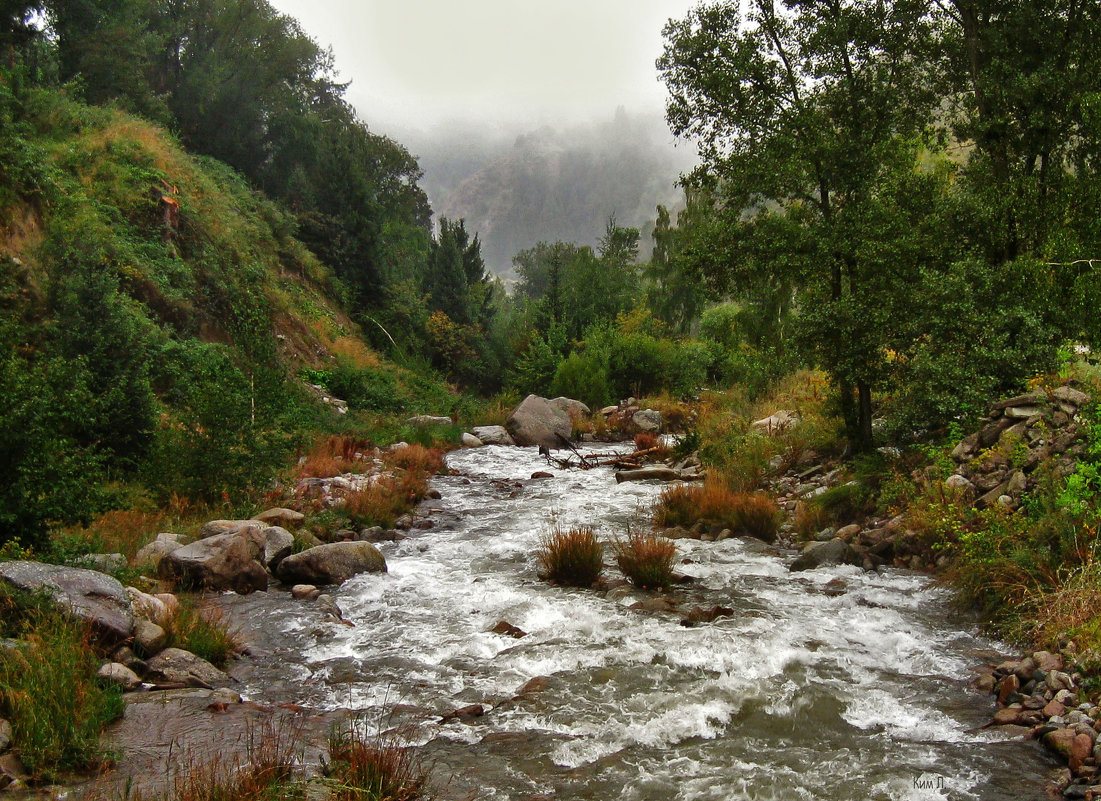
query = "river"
(225, 443, 1054, 800)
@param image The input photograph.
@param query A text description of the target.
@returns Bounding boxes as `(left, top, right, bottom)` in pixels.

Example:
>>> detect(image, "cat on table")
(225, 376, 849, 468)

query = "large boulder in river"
(159, 525, 268, 594)
(789, 538, 862, 572)
(144, 647, 231, 689)
(471, 425, 515, 446)
(505, 395, 572, 448)
(0, 561, 134, 642)
(276, 541, 387, 586)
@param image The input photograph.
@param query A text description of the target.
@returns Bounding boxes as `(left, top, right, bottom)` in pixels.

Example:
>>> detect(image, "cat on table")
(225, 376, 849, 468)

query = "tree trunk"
(857, 380, 874, 453)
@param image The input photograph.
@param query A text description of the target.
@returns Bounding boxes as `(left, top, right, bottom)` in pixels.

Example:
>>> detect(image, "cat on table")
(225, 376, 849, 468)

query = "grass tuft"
(165, 597, 241, 667)
(654, 477, 780, 541)
(326, 719, 432, 801)
(536, 527, 604, 587)
(612, 530, 676, 590)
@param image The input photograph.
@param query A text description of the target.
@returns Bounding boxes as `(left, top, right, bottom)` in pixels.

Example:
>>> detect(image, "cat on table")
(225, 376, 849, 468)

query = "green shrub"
(550, 351, 612, 410)
(0, 586, 124, 778)
(537, 527, 604, 587)
(166, 598, 240, 667)
(612, 530, 676, 590)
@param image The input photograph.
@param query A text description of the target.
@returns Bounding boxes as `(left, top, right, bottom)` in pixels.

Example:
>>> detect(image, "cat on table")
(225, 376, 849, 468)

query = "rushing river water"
(226, 443, 1054, 800)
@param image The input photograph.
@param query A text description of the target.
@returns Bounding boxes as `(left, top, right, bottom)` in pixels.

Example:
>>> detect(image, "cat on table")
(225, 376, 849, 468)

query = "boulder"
(0, 561, 133, 642)
(407, 415, 453, 427)
(752, 410, 800, 434)
(471, 425, 515, 446)
(0, 718, 10, 753)
(549, 397, 591, 419)
(276, 542, 387, 586)
(133, 533, 182, 569)
(632, 409, 662, 432)
(505, 395, 572, 448)
(789, 538, 863, 572)
(291, 584, 321, 601)
(72, 553, 126, 574)
(133, 619, 167, 655)
(250, 507, 305, 528)
(262, 526, 294, 572)
(461, 433, 484, 447)
(198, 519, 256, 540)
(144, 648, 231, 689)
(158, 527, 268, 594)
(97, 662, 142, 691)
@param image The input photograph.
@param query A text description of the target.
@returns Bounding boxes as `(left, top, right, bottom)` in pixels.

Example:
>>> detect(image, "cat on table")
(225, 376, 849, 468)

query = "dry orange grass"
(383, 444, 445, 474)
(342, 472, 429, 529)
(793, 501, 830, 540)
(297, 435, 374, 479)
(654, 477, 780, 541)
(536, 527, 604, 587)
(612, 531, 676, 589)
(330, 335, 381, 368)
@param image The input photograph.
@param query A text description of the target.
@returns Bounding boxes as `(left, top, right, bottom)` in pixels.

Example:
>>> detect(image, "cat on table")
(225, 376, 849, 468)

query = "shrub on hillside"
(612, 531, 676, 590)
(536, 527, 604, 587)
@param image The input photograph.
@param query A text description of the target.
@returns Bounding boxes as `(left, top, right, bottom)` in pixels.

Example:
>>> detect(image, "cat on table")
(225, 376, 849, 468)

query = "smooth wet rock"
(789, 538, 862, 572)
(291, 584, 321, 601)
(441, 704, 485, 723)
(614, 466, 682, 483)
(276, 541, 387, 586)
(98, 662, 142, 691)
(127, 587, 171, 627)
(144, 648, 230, 689)
(471, 425, 515, 446)
(0, 561, 134, 642)
(250, 508, 305, 528)
(505, 395, 572, 448)
(462, 433, 484, 447)
(679, 605, 734, 626)
(530, 471, 554, 479)
(490, 621, 526, 638)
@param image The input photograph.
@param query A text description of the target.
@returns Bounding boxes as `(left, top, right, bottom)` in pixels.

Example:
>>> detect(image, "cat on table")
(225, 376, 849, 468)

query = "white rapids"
(226, 443, 1051, 800)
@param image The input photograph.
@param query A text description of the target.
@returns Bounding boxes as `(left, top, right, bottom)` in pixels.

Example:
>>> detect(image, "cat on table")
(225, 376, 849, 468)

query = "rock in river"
(276, 541, 387, 586)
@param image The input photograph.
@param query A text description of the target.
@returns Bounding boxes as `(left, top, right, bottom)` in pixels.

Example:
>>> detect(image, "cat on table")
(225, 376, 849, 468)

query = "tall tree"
(660, 0, 943, 448)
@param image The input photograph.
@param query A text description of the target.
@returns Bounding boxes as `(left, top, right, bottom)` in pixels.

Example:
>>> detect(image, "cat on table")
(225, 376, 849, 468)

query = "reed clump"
(612, 531, 676, 590)
(536, 527, 604, 587)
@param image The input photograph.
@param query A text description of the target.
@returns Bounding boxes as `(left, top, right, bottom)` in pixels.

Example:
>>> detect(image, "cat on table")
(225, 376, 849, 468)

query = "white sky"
(266, 0, 702, 134)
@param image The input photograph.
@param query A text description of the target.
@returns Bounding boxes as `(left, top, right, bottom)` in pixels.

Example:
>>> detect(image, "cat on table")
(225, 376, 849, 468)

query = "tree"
(660, 0, 944, 449)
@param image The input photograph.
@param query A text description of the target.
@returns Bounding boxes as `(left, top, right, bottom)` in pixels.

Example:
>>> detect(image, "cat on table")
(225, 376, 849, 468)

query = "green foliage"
(166, 598, 240, 667)
(0, 585, 124, 778)
(550, 350, 612, 411)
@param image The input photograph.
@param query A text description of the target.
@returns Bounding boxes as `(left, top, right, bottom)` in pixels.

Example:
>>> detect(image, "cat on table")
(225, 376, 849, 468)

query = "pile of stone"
(599, 397, 663, 437)
(947, 383, 1092, 509)
(980, 651, 1101, 798)
(153, 508, 387, 595)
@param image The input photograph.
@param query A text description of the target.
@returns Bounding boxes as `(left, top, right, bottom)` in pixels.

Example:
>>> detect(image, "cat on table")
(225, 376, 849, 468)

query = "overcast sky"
(266, 0, 701, 136)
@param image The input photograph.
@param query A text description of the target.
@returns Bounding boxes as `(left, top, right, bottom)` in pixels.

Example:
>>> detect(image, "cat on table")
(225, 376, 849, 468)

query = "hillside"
(0, 86, 455, 545)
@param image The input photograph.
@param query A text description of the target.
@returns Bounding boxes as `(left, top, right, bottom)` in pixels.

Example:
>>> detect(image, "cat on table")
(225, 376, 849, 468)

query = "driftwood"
(540, 436, 666, 471)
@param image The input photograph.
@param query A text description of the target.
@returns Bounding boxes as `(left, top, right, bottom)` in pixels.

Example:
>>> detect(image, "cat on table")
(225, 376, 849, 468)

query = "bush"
(327, 719, 431, 801)
(550, 350, 612, 411)
(653, 479, 779, 540)
(612, 530, 676, 589)
(166, 598, 241, 667)
(536, 527, 603, 587)
(0, 586, 124, 778)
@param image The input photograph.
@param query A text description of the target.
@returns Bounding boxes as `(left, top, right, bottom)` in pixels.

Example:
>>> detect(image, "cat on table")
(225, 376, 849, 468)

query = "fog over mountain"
(393, 110, 698, 278)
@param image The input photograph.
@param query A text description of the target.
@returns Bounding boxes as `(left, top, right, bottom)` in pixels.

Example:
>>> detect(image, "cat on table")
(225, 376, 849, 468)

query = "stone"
(471, 425, 515, 446)
(290, 584, 320, 601)
(823, 578, 848, 597)
(250, 508, 305, 528)
(198, 519, 256, 540)
(836, 524, 862, 540)
(548, 397, 591, 419)
(600, 405, 618, 417)
(276, 541, 387, 586)
(97, 662, 142, 691)
(1007, 470, 1028, 495)
(490, 621, 527, 638)
(945, 474, 974, 491)
(1044, 700, 1068, 719)
(1004, 405, 1043, 419)
(133, 532, 182, 569)
(0, 561, 133, 642)
(530, 471, 554, 479)
(0, 718, 11, 753)
(262, 526, 294, 572)
(679, 605, 734, 626)
(752, 410, 800, 434)
(789, 538, 862, 572)
(133, 619, 167, 656)
(159, 526, 268, 594)
(440, 704, 485, 723)
(0, 753, 28, 784)
(1048, 670, 1075, 692)
(144, 648, 231, 689)
(632, 409, 662, 432)
(127, 587, 171, 627)
(997, 673, 1020, 705)
(407, 415, 453, 427)
(73, 553, 126, 574)
(1034, 651, 1063, 672)
(505, 395, 572, 448)
(1053, 386, 1091, 407)
(992, 707, 1022, 725)
(630, 597, 679, 614)
(461, 433, 484, 447)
